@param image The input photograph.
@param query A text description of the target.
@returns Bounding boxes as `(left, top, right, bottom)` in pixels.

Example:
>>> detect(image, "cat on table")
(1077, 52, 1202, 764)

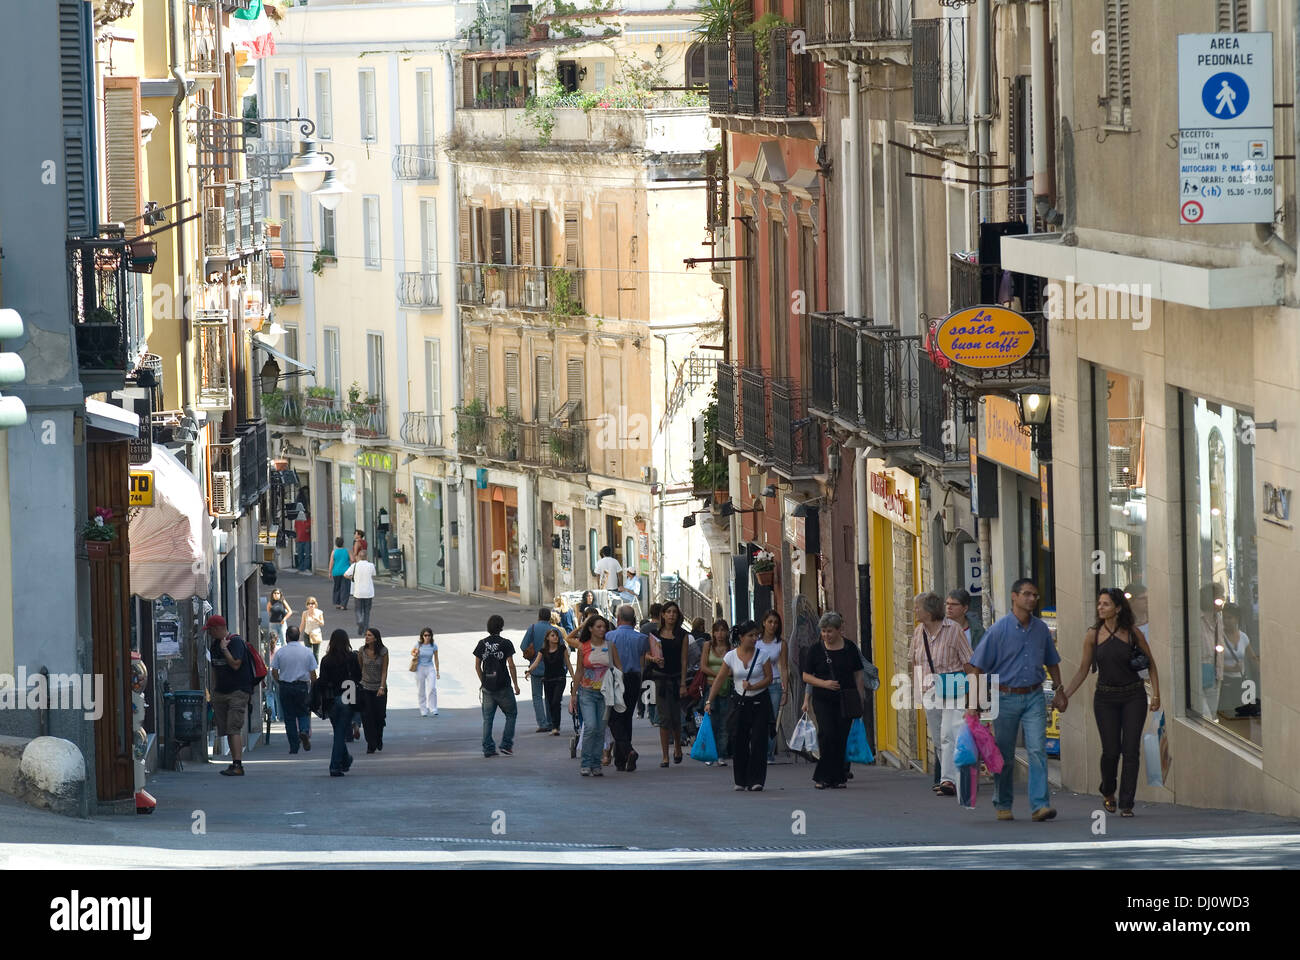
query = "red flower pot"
(754, 569, 774, 587)
(87, 541, 111, 559)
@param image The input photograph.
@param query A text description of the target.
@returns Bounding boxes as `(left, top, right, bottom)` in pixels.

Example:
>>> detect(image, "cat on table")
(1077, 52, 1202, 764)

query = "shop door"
(339, 466, 356, 547)
(478, 498, 494, 591)
(540, 499, 555, 599)
(506, 503, 520, 593)
(316, 461, 334, 568)
(369, 471, 395, 571)
(870, 514, 899, 757)
(415, 477, 444, 590)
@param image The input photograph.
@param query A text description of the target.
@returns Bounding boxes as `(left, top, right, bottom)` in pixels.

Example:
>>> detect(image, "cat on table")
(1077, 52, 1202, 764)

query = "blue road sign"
(1202, 71, 1249, 119)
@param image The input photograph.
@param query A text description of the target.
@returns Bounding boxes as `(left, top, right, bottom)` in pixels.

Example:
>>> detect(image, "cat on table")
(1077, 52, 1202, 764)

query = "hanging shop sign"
(935, 306, 1036, 369)
(867, 462, 918, 535)
(979, 395, 1038, 478)
(129, 470, 155, 507)
(283, 441, 308, 459)
(356, 450, 395, 472)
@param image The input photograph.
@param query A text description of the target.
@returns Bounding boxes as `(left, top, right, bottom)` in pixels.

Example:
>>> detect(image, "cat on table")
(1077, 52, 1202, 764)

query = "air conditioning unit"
(211, 472, 233, 516)
(204, 206, 226, 254)
(641, 465, 655, 483)
(1109, 445, 1136, 490)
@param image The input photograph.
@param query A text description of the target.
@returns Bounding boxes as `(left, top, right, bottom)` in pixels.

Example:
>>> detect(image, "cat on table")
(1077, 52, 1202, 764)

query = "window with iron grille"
(1102, 0, 1132, 128)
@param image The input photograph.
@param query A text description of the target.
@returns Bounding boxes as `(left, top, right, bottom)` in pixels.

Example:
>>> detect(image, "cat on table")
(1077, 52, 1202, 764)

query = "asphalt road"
(1, 575, 1297, 869)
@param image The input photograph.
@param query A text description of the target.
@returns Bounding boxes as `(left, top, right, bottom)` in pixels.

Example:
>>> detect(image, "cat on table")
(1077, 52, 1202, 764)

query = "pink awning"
(129, 445, 212, 600)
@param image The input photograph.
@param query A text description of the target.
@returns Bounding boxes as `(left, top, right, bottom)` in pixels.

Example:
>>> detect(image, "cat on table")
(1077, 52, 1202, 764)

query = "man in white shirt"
(594, 546, 623, 593)
(620, 567, 642, 604)
(271, 625, 319, 754)
(345, 547, 378, 638)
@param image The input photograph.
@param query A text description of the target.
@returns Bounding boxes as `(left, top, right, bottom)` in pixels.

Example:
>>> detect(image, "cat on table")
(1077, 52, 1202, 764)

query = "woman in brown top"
(1058, 588, 1160, 817)
(357, 627, 390, 754)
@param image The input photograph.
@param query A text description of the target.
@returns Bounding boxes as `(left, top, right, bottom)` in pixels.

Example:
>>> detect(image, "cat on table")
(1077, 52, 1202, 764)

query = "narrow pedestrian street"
(0, 576, 1296, 869)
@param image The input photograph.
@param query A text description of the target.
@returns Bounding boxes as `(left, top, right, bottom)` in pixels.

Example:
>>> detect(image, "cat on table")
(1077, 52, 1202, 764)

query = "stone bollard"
(17, 737, 87, 817)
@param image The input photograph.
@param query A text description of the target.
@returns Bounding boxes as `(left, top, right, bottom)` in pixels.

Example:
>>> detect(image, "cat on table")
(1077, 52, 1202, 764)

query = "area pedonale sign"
(935, 305, 1035, 369)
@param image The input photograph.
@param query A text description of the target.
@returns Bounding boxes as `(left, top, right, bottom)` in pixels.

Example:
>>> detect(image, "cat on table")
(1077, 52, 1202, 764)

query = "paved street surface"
(1, 576, 1298, 869)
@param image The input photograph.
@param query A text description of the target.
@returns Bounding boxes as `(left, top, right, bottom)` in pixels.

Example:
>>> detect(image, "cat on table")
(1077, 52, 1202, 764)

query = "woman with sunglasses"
(412, 627, 440, 717)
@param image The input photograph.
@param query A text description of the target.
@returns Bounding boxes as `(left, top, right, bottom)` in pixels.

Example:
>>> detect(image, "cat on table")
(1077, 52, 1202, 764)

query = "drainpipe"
(446, 50, 469, 594)
(1251, 1, 1298, 268)
(975, 0, 991, 221)
(655, 333, 670, 599)
(169, 0, 191, 409)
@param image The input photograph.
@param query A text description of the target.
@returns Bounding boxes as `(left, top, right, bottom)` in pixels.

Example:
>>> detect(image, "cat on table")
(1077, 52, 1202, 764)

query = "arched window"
(686, 42, 707, 89)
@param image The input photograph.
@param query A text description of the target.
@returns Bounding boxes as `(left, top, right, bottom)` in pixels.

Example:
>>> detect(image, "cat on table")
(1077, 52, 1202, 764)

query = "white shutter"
(421, 198, 438, 274)
(315, 71, 333, 139)
(324, 328, 341, 396)
(417, 69, 435, 144)
(283, 323, 299, 361)
(103, 78, 141, 227)
(363, 196, 381, 266)
(505, 352, 521, 418)
(474, 346, 489, 404)
(359, 69, 377, 141)
(425, 339, 441, 415)
(367, 333, 385, 399)
(563, 202, 581, 267)
(1104, 0, 1132, 127)
(535, 355, 552, 420)
(566, 356, 585, 419)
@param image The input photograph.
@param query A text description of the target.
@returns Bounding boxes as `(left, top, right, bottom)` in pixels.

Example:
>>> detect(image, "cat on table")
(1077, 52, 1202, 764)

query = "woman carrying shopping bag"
(1056, 588, 1160, 817)
(704, 620, 774, 791)
(800, 611, 866, 789)
(697, 620, 733, 766)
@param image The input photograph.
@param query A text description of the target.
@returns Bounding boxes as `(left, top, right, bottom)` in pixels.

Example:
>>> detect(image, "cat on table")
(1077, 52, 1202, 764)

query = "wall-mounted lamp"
(763, 484, 777, 498)
(578, 66, 588, 81)
(719, 500, 762, 517)
(655, 44, 664, 60)
(280, 139, 332, 193)
(1017, 388, 1051, 428)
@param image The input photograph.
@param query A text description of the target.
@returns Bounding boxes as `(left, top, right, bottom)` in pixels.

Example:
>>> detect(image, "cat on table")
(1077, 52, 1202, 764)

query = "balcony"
(236, 418, 269, 509)
(344, 400, 388, 441)
(538, 425, 587, 473)
(835, 316, 864, 424)
(454, 405, 488, 455)
(246, 139, 295, 183)
(918, 353, 973, 467)
(912, 17, 968, 126)
(807, 312, 837, 417)
(716, 362, 738, 450)
(453, 408, 587, 473)
(262, 390, 302, 427)
(455, 105, 713, 152)
(399, 411, 445, 451)
(806, 0, 913, 49)
(949, 254, 1000, 313)
(705, 150, 729, 236)
(184, 0, 220, 77)
(302, 395, 345, 435)
(739, 367, 769, 463)
(762, 28, 821, 118)
(771, 381, 822, 478)
(398, 272, 441, 309)
(208, 437, 241, 519)
(861, 330, 923, 446)
(270, 264, 301, 303)
(457, 263, 584, 315)
(203, 179, 265, 267)
(68, 236, 145, 390)
(393, 144, 438, 181)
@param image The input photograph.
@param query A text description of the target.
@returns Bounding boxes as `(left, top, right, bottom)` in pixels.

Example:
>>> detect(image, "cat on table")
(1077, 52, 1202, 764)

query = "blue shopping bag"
(845, 718, 874, 764)
(953, 722, 978, 767)
(690, 713, 719, 763)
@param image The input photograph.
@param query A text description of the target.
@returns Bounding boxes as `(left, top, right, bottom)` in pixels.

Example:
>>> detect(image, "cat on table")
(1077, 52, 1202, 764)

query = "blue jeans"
(481, 686, 517, 754)
(280, 680, 311, 751)
(354, 597, 372, 636)
(265, 676, 282, 722)
(992, 688, 1050, 812)
(530, 673, 550, 729)
(767, 680, 783, 758)
(295, 540, 311, 571)
(329, 698, 352, 774)
(578, 687, 607, 770)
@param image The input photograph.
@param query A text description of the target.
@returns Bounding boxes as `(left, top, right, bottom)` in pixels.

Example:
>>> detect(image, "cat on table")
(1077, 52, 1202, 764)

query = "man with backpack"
(206, 615, 256, 777)
(474, 614, 520, 758)
(521, 607, 555, 732)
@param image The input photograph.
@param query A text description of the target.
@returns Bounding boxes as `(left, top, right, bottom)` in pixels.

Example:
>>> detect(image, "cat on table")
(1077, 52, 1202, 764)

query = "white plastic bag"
(1142, 709, 1170, 787)
(789, 710, 819, 758)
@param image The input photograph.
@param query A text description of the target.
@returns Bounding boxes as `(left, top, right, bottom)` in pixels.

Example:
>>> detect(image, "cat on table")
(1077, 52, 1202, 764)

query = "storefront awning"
(128, 445, 212, 601)
(84, 398, 140, 438)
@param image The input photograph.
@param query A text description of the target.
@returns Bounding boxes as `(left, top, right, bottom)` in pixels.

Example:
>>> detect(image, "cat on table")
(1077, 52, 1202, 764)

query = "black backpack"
(480, 637, 507, 690)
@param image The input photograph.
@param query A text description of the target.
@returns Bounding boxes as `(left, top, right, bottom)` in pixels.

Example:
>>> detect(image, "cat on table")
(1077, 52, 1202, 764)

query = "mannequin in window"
(376, 508, 391, 569)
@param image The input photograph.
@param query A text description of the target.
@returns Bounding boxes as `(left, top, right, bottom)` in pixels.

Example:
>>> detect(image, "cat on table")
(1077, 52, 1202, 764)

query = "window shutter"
(566, 356, 585, 419)
(563, 202, 580, 267)
(462, 60, 476, 108)
(489, 208, 506, 264)
(103, 78, 142, 228)
(505, 352, 521, 418)
(60, 0, 90, 236)
(1218, 0, 1249, 31)
(1104, 0, 1132, 127)
(474, 346, 490, 404)
(519, 207, 534, 267)
(316, 71, 333, 139)
(459, 206, 471, 262)
(535, 355, 552, 420)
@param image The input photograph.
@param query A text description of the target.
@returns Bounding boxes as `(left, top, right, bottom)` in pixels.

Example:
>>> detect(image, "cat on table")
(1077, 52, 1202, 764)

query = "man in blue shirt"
(967, 578, 1062, 822)
(521, 607, 556, 732)
(606, 604, 650, 772)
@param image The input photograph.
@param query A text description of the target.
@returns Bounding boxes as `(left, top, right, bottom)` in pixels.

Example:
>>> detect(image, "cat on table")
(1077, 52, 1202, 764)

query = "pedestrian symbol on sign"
(1202, 72, 1249, 118)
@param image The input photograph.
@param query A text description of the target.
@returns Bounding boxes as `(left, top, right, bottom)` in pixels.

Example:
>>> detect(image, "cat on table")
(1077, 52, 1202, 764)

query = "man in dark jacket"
(207, 615, 253, 776)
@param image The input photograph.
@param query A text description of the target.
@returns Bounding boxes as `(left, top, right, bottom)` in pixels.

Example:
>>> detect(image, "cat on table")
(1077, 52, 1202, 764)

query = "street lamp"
(280, 139, 331, 193)
(259, 357, 281, 395)
(1017, 388, 1051, 427)
(312, 169, 349, 211)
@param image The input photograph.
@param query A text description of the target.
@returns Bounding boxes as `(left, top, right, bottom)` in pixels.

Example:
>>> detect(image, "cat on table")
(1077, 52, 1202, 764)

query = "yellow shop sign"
(936, 305, 1036, 369)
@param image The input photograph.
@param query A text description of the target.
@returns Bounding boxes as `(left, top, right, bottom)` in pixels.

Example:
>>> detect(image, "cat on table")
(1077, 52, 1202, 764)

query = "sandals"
(1120, 808, 1135, 818)
(660, 760, 670, 768)
(938, 782, 957, 797)
(1102, 794, 1118, 814)
(673, 752, 683, 764)
(814, 782, 828, 790)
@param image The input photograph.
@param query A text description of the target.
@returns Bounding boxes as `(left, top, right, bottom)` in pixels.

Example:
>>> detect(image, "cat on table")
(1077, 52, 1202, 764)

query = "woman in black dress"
(800, 611, 866, 789)
(319, 629, 363, 777)
(652, 601, 690, 767)
(1058, 588, 1161, 817)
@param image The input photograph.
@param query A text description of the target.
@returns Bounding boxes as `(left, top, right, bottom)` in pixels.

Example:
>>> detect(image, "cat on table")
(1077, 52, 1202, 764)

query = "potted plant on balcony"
(83, 507, 117, 559)
(306, 385, 335, 399)
(268, 249, 286, 269)
(496, 406, 519, 460)
(454, 397, 488, 448)
(261, 388, 287, 422)
(749, 12, 793, 104)
(311, 248, 335, 276)
(394, 489, 410, 505)
(265, 218, 282, 239)
(548, 431, 573, 462)
(751, 548, 776, 587)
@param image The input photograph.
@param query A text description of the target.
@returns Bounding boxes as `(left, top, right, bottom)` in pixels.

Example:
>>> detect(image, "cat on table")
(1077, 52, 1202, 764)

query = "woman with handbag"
(299, 596, 325, 663)
(411, 627, 440, 717)
(800, 611, 866, 789)
(572, 615, 622, 776)
(1057, 588, 1160, 817)
(909, 592, 973, 798)
(528, 627, 574, 736)
(705, 620, 774, 791)
(319, 629, 362, 777)
(651, 601, 691, 767)
(697, 620, 734, 766)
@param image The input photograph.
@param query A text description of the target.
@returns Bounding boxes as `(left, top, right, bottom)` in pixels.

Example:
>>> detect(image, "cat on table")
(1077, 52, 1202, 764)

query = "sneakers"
(330, 770, 345, 777)
(219, 764, 244, 776)
(421, 711, 429, 717)
(626, 750, 638, 772)
(1032, 807, 1057, 822)
(996, 810, 1015, 821)
(432, 710, 439, 716)
(500, 747, 513, 756)
(580, 768, 592, 776)
(300, 731, 311, 752)
(484, 750, 498, 758)
(592, 768, 604, 777)
(535, 727, 551, 733)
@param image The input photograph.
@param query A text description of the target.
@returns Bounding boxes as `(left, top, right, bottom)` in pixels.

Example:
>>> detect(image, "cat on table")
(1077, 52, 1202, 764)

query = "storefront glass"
(339, 465, 356, 547)
(414, 477, 445, 589)
(1093, 367, 1148, 616)
(1180, 393, 1260, 746)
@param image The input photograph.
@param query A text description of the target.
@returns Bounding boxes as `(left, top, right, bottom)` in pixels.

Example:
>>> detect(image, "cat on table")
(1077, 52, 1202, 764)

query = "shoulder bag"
(922, 627, 968, 701)
(824, 644, 863, 720)
(725, 648, 766, 744)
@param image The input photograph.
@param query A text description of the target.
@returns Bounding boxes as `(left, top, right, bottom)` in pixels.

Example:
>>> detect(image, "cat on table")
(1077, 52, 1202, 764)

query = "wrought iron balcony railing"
(398, 272, 440, 309)
(762, 28, 820, 118)
(454, 409, 586, 472)
(772, 380, 822, 477)
(400, 411, 445, 449)
(835, 316, 864, 423)
(734, 33, 760, 115)
(270, 264, 301, 302)
(912, 17, 968, 126)
(457, 263, 584, 314)
(393, 144, 438, 180)
(68, 236, 145, 379)
(918, 354, 972, 465)
(861, 330, 923, 445)
(185, 0, 220, 76)
(806, 0, 913, 46)
(739, 366, 769, 462)
(344, 400, 388, 440)
(539, 425, 587, 473)
(261, 391, 303, 426)
(716, 361, 738, 449)
(302, 395, 345, 434)
(808, 312, 837, 417)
